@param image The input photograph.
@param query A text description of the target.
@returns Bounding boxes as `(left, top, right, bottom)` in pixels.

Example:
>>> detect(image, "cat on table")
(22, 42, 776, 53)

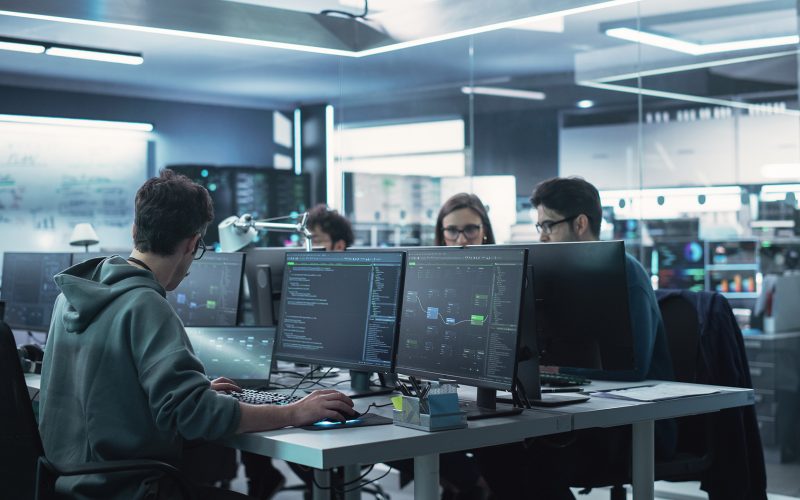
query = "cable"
(30, 389, 40, 402)
(320, 0, 368, 19)
(289, 366, 334, 398)
(343, 465, 392, 493)
(27, 331, 47, 345)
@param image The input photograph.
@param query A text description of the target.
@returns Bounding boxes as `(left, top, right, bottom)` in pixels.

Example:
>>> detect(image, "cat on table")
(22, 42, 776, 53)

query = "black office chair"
(0, 320, 194, 499)
(588, 291, 716, 500)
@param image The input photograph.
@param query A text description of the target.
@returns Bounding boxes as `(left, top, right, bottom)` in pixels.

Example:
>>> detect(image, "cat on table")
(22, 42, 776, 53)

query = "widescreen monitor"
(276, 251, 405, 377)
(166, 252, 245, 327)
(394, 247, 527, 392)
(1, 252, 72, 331)
(521, 240, 635, 371)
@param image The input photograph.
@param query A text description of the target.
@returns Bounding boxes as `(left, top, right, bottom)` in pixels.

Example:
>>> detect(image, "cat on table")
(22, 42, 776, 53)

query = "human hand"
(288, 389, 356, 426)
(210, 377, 241, 393)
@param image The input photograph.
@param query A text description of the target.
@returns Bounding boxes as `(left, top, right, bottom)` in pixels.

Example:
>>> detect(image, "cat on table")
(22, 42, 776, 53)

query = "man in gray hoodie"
(39, 169, 354, 499)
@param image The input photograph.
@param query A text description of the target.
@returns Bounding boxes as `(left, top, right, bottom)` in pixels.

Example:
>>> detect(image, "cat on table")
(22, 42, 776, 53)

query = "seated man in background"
(39, 169, 354, 499)
(305, 204, 354, 251)
(476, 176, 675, 499)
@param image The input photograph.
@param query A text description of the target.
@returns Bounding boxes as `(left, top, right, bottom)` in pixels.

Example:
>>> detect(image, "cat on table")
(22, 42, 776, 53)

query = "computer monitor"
(275, 250, 405, 396)
(185, 326, 276, 388)
(652, 239, 705, 291)
(244, 247, 322, 327)
(166, 252, 245, 327)
(522, 240, 635, 371)
(394, 246, 527, 417)
(1, 252, 72, 331)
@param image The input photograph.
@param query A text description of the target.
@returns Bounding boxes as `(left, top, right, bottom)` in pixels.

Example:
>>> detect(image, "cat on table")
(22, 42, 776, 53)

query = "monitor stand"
(337, 370, 396, 399)
(459, 388, 523, 421)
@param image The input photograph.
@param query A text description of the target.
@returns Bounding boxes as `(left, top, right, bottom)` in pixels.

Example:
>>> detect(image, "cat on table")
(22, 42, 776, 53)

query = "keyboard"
(539, 372, 590, 387)
(230, 389, 304, 405)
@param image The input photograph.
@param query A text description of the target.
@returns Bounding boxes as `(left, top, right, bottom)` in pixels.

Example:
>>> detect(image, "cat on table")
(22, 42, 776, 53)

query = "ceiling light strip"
(0, 39, 45, 53)
(461, 86, 546, 100)
(0, 9, 356, 57)
(0, 0, 641, 58)
(606, 27, 799, 56)
(0, 114, 154, 131)
(45, 46, 143, 65)
(579, 80, 800, 117)
(591, 49, 798, 84)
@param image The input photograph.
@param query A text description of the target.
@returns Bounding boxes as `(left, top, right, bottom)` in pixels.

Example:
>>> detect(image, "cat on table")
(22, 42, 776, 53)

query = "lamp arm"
(234, 212, 314, 252)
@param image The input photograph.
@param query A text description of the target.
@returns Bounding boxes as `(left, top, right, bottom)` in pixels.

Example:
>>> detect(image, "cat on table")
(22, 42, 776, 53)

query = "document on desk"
(590, 383, 719, 402)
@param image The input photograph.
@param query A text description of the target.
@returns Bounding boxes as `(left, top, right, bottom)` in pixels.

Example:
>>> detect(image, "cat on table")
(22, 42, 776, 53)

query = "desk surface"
(26, 374, 753, 470)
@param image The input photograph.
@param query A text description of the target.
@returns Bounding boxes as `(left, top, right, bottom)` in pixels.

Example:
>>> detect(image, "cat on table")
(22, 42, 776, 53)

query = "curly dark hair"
(435, 193, 496, 246)
(133, 169, 214, 256)
(530, 177, 602, 238)
(306, 204, 354, 248)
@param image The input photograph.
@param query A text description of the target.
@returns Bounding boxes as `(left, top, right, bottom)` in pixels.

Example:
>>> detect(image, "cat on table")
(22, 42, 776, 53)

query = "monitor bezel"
(275, 249, 407, 373)
(394, 246, 528, 391)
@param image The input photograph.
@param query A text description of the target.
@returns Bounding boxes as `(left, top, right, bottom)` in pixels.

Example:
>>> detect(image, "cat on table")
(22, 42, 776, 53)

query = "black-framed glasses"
(535, 215, 578, 235)
(193, 237, 207, 260)
(443, 224, 482, 241)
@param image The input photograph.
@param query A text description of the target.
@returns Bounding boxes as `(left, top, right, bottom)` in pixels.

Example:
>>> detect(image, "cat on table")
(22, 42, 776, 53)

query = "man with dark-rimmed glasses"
(476, 176, 676, 499)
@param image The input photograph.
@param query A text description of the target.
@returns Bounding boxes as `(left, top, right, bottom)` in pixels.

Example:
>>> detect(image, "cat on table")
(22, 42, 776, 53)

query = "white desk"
(537, 380, 755, 500)
(26, 375, 754, 500)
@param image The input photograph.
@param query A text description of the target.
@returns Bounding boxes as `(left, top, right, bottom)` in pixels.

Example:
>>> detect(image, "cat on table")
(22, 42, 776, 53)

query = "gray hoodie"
(39, 256, 240, 499)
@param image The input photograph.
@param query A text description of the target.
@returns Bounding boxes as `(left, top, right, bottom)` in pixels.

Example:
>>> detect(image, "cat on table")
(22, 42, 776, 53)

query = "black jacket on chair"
(656, 290, 767, 500)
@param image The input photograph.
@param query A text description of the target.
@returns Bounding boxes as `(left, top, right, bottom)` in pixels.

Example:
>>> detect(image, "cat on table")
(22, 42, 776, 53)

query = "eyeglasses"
(193, 237, 207, 260)
(443, 224, 482, 241)
(535, 215, 578, 235)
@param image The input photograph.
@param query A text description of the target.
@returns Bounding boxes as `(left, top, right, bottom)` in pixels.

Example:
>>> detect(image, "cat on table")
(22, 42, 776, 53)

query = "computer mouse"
(319, 410, 361, 424)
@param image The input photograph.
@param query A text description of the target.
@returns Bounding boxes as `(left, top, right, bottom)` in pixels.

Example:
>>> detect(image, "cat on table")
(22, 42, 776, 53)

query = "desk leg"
(414, 453, 439, 500)
(632, 420, 655, 500)
(312, 469, 331, 500)
(343, 464, 361, 500)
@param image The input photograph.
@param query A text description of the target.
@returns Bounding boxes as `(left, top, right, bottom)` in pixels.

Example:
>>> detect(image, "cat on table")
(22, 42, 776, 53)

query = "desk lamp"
(218, 212, 313, 252)
(69, 223, 100, 252)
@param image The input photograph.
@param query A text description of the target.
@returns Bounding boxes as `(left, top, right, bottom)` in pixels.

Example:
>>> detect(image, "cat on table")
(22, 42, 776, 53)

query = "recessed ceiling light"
(461, 86, 546, 101)
(577, 99, 594, 108)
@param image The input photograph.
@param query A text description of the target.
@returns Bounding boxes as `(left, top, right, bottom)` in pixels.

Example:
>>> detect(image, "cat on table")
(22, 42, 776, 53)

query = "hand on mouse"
(288, 389, 356, 426)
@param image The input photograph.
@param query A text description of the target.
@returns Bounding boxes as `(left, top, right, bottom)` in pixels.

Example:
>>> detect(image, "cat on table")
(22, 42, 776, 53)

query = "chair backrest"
(0, 320, 45, 498)
(658, 294, 701, 383)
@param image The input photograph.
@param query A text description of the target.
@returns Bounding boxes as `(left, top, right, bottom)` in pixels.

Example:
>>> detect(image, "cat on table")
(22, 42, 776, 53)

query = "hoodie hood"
(54, 256, 165, 333)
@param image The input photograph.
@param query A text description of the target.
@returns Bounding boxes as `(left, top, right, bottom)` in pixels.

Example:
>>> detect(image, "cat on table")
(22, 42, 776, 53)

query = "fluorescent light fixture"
(577, 99, 594, 108)
(761, 183, 800, 194)
(0, 39, 44, 54)
(0, 0, 640, 58)
(293, 108, 302, 175)
(325, 105, 338, 208)
(45, 46, 143, 65)
(0, 114, 153, 132)
(760, 164, 800, 179)
(461, 86, 546, 101)
(606, 27, 799, 56)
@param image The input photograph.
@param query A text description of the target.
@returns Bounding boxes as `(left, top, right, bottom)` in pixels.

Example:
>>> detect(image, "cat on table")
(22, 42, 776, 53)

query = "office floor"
(228, 457, 800, 499)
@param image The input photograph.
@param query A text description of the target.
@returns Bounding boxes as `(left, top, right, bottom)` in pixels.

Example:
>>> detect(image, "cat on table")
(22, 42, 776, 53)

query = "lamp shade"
(69, 223, 99, 247)
(218, 216, 257, 252)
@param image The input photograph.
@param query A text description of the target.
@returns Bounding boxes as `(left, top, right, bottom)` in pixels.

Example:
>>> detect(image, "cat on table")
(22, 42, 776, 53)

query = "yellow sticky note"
(391, 396, 403, 411)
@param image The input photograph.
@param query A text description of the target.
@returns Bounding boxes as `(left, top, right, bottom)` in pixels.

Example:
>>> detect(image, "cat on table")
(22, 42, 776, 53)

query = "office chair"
(577, 291, 715, 500)
(0, 320, 194, 499)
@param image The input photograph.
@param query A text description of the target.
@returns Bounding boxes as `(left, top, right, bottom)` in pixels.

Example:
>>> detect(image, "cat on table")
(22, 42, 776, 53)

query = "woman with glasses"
(435, 193, 496, 246)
